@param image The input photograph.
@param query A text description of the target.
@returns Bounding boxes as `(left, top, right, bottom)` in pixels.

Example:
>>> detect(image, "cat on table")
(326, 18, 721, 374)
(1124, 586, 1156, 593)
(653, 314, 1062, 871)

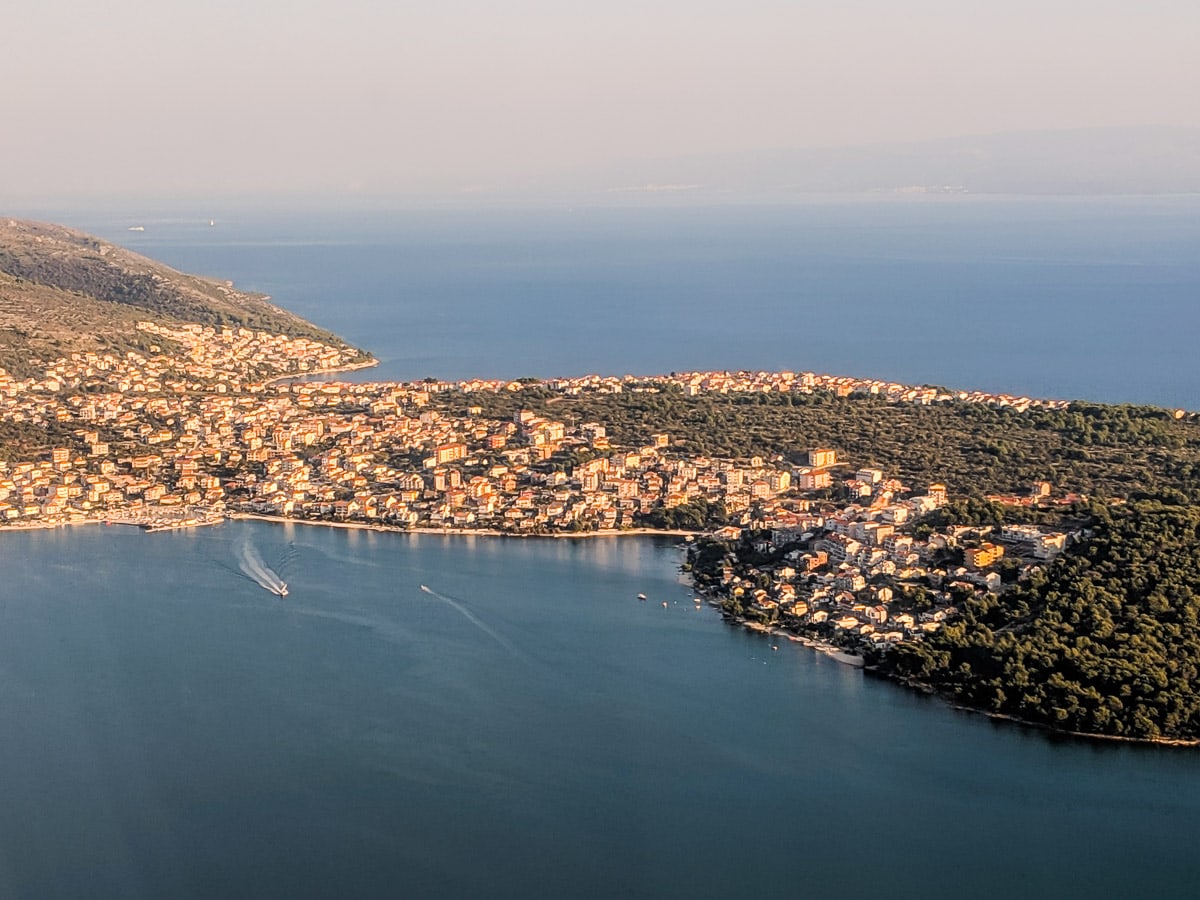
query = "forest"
(876, 502, 1200, 742)
(432, 386, 1200, 504)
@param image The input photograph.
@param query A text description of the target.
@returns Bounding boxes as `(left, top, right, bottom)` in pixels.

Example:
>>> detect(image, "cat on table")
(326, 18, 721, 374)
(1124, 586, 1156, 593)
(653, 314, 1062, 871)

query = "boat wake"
(237, 539, 289, 596)
(207, 536, 291, 596)
(419, 584, 522, 659)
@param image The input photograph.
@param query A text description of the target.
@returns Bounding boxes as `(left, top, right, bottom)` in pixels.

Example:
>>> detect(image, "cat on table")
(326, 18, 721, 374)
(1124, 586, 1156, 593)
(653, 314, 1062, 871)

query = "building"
(965, 542, 1004, 569)
(796, 467, 832, 490)
(1001, 524, 1068, 559)
(808, 448, 837, 468)
(434, 442, 468, 465)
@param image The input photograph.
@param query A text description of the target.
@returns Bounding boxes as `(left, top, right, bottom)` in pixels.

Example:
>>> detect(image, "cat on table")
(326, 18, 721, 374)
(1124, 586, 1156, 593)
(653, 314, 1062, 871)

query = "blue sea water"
(1, 522, 1198, 900)
(52, 195, 1200, 408)
(3, 198, 1200, 898)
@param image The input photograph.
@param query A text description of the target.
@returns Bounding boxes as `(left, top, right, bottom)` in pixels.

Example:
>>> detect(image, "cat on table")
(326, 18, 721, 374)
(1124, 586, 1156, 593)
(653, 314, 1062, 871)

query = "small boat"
(661, 601, 668, 608)
(637, 593, 647, 601)
(128, 225, 145, 232)
(693, 597, 702, 603)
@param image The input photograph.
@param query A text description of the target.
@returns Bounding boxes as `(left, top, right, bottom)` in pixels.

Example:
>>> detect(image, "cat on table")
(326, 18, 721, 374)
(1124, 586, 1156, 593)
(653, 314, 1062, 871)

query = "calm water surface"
(1, 522, 1197, 899)
(39, 195, 1200, 408)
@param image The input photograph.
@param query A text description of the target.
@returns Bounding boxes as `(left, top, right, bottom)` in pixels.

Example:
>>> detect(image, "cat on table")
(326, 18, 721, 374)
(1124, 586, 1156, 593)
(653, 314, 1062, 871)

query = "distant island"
(2, 218, 1200, 744)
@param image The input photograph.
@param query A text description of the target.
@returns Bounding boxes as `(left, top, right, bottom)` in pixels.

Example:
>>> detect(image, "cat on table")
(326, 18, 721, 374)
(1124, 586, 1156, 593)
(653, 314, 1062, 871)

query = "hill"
(0, 218, 368, 377)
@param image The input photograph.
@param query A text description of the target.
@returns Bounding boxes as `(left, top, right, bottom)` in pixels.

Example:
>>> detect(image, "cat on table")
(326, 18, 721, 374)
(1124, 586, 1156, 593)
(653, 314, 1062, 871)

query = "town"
(685, 466, 1077, 661)
(2, 318, 1081, 651)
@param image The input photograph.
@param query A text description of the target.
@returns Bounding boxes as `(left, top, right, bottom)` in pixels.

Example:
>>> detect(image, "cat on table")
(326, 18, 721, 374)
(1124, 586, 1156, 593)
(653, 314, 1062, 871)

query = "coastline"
(0, 518, 105, 533)
(966, 704, 1200, 748)
(0, 509, 225, 535)
(261, 356, 379, 386)
(713, 604, 869, 668)
(1, 508, 699, 540)
(726, 607, 1200, 745)
(226, 512, 698, 540)
(690, 558, 1200, 747)
(7, 511, 1195, 747)
(870, 673, 1200, 747)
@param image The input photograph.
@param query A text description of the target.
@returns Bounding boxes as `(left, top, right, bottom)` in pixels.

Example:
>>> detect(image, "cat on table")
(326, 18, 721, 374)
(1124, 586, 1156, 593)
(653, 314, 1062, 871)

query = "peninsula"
(3, 218, 1200, 743)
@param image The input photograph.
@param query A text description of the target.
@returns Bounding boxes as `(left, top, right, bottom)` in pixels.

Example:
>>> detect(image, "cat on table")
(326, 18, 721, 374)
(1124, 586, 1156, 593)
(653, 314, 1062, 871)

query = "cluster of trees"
(0, 420, 90, 462)
(637, 499, 727, 531)
(433, 387, 1200, 504)
(878, 502, 1200, 741)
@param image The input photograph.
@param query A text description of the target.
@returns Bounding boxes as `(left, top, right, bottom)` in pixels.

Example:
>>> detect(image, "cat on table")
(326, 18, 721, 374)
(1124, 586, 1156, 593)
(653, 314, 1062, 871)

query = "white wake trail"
(237, 539, 287, 593)
(419, 584, 522, 659)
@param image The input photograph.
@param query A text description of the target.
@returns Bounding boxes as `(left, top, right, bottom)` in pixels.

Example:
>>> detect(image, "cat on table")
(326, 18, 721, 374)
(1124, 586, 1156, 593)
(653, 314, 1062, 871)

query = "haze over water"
(52, 194, 1200, 409)
(1, 522, 1198, 899)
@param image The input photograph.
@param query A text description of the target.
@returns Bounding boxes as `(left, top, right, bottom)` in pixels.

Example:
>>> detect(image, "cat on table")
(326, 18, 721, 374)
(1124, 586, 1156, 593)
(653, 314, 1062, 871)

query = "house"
(965, 542, 1004, 569)
(808, 448, 837, 468)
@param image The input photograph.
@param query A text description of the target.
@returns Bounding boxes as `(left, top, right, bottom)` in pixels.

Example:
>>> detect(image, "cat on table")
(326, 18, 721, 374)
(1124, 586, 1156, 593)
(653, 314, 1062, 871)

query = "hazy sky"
(4, 0, 1198, 198)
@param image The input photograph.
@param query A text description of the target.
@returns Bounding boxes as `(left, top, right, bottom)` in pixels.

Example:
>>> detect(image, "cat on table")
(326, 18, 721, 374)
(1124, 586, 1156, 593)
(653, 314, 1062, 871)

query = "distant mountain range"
(523, 126, 1200, 200)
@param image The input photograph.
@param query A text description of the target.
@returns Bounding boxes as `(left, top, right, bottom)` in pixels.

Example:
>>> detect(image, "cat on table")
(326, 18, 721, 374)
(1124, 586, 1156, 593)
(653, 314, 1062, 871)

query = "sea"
(42, 194, 1200, 408)
(3, 197, 1200, 898)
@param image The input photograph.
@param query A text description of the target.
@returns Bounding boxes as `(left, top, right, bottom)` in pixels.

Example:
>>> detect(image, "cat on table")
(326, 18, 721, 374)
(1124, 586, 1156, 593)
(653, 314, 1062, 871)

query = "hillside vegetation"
(878, 503, 1200, 742)
(431, 387, 1200, 505)
(0, 218, 366, 375)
